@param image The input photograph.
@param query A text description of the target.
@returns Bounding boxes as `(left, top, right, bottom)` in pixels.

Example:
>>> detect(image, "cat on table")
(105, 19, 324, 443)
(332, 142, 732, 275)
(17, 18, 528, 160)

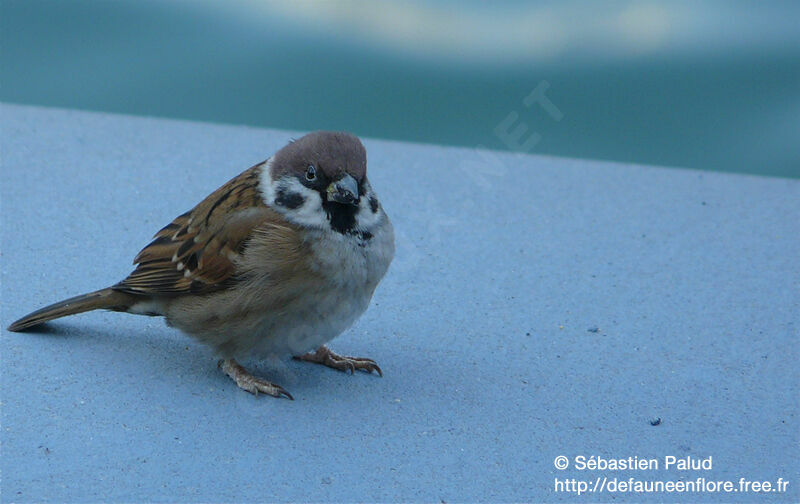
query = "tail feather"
(7, 288, 139, 332)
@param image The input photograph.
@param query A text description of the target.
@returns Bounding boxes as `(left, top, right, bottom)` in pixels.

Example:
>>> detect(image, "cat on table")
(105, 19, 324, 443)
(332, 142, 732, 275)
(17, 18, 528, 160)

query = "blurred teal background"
(2, 0, 798, 178)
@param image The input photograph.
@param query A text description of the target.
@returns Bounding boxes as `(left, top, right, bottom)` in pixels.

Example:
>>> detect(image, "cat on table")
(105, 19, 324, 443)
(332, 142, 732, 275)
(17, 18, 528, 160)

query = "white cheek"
(258, 157, 276, 203)
(355, 185, 384, 231)
(263, 172, 328, 229)
(289, 190, 327, 228)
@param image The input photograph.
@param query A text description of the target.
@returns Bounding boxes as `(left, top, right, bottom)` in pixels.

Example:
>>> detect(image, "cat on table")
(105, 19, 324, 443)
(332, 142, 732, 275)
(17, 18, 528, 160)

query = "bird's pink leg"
(293, 345, 382, 376)
(219, 358, 293, 399)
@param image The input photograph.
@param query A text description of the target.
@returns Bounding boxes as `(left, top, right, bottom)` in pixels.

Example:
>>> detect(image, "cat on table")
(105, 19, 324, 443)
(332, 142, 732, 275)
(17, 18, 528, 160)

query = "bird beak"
(326, 173, 359, 206)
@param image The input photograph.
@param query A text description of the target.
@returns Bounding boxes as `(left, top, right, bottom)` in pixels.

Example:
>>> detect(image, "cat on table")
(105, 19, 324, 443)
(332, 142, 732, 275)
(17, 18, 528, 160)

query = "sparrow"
(8, 131, 395, 399)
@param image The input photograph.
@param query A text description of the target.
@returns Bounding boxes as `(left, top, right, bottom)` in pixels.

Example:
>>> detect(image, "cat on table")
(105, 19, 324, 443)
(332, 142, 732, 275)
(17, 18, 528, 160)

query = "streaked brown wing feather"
(114, 162, 272, 295)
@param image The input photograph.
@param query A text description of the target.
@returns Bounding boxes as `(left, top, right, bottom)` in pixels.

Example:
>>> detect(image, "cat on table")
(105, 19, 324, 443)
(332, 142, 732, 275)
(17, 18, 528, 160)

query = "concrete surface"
(1, 103, 798, 503)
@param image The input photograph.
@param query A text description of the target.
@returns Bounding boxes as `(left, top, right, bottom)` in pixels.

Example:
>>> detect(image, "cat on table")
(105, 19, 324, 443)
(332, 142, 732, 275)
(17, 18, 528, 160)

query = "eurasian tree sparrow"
(8, 131, 395, 399)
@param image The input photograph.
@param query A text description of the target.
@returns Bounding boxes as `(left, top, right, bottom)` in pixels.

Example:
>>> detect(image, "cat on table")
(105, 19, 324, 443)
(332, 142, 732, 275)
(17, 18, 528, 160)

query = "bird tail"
(7, 287, 140, 332)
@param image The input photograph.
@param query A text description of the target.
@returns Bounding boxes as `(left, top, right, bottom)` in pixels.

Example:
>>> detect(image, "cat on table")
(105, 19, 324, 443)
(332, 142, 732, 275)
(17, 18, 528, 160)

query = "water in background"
(2, 0, 798, 178)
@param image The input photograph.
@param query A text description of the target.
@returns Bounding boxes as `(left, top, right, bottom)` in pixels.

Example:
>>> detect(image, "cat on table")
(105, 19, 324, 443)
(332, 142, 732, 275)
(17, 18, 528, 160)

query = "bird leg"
(293, 345, 382, 376)
(218, 358, 293, 399)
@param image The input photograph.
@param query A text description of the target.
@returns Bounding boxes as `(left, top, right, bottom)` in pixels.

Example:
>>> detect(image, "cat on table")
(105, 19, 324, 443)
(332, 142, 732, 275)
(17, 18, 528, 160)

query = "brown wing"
(114, 162, 272, 295)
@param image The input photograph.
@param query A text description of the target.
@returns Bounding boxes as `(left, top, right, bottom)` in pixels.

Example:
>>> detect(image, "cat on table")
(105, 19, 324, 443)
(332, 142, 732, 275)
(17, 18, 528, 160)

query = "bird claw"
(219, 358, 294, 400)
(246, 381, 293, 400)
(294, 346, 383, 377)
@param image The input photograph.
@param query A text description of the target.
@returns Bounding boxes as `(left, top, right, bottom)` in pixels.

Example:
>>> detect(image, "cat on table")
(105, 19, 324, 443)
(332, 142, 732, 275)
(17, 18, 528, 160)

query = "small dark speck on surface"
(587, 326, 600, 333)
(650, 417, 662, 426)
(321, 477, 332, 485)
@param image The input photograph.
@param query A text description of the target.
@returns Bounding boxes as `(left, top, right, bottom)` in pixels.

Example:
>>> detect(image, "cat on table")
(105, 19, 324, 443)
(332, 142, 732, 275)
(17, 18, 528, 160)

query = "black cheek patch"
(275, 188, 305, 209)
(369, 196, 379, 213)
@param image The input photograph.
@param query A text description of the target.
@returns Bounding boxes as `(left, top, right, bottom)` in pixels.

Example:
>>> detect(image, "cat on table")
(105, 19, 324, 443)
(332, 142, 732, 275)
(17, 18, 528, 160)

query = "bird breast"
(165, 216, 394, 359)
(253, 218, 394, 356)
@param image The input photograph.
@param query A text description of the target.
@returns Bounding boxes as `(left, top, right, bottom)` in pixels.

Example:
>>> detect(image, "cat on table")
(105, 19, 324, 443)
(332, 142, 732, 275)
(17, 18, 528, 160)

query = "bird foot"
(293, 346, 382, 377)
(218, 358, 293, 399)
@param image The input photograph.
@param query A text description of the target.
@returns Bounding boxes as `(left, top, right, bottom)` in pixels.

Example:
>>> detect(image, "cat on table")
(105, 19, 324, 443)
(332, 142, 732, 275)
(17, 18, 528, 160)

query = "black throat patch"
(323, 200, 358, 234)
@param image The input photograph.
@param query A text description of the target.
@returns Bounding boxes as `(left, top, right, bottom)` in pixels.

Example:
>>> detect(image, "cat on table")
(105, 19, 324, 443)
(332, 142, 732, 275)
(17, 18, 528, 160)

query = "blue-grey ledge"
(1, 103, 797, 503)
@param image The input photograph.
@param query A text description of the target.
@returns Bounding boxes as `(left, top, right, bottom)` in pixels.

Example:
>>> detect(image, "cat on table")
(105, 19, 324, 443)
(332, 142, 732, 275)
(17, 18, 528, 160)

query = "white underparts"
(128, 300, 164, 316)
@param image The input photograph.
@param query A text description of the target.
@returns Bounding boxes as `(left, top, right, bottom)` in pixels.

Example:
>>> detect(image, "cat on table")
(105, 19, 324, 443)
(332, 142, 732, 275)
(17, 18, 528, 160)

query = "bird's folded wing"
(114, 163, 274, 295)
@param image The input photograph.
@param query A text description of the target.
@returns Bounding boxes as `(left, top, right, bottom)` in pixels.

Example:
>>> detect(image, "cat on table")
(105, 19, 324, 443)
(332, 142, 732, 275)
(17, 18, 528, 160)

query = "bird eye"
(305, 165, 317, 181)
